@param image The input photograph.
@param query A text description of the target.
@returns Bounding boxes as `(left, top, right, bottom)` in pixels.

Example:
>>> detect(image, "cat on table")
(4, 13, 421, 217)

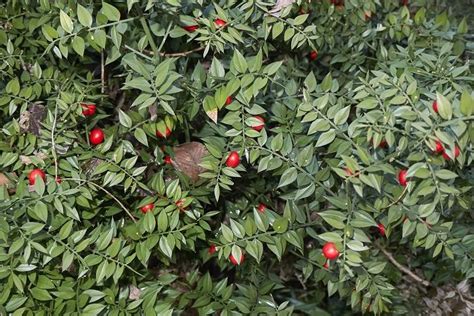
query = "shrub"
(0, 0, 473, 314)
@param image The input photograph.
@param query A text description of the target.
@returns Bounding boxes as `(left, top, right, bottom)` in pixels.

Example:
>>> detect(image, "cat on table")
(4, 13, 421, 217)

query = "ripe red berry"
(208, 244, 217, 255)
(183, 25, 199, 32)
(377, 223, 386, 236)
(28, 169, 46, 185)
(322, 242, 339, 260)
(309, 50, 318, 61)
(229, 253, 244, 265)
(81, 103, 96, 117)
(55, 176, 62, 184)
(432, 100, 438, 113)
(164, 156, 172, 165)
(225, 151, 240, 168)
(378, 140, 388, 148)
(140, 203, 154, 214)
(225, 96, 232, 105)
(89, 128, 105, 145)
(156, 127, 171, 138)
(442, 145, 460, 161)
(401, 0, 408, 6)
(257, 203, 266, 213)
(214, 18, 226, 27)
(251, 116, 265, 131)
(398, 169, 408, 187)
(434, 140, 444, 154)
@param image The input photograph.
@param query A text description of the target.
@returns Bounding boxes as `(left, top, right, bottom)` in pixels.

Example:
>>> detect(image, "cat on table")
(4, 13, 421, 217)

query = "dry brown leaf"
(171, 142, 208, 182)
(19, 102, 46, 135)
(206, 109, 218, 123)
(128, 285, 141, 300)
(0, 173, 10, 186)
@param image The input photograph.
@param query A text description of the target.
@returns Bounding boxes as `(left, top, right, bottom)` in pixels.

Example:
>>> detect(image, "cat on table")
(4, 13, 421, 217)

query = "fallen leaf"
(171, 142, 208, 182)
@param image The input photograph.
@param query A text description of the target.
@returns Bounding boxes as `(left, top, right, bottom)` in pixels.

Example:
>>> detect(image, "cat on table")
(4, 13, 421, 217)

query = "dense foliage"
(0, 0, 473, 314)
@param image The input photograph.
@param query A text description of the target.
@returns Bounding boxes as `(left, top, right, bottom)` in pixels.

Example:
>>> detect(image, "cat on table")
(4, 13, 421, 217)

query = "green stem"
(140, 17, 158, 57)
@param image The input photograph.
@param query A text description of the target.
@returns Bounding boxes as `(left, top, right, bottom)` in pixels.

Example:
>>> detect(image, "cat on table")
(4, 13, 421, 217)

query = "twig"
(382, 185, 408, 210)
(101, 51, 105, 94)
(51, 100, 59, 180)
(160, 46, 205, 57)
(143, 46, 205, 57)
(63, 178, 137, 223)
(375, 243, 431, 287)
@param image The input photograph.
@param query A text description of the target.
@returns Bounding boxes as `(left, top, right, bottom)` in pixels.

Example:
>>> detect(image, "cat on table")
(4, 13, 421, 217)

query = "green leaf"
(319, 210, 346, 229)
(460, 90, 473, 116)
(72, 36, 85, 56)
(159, 237, 173, 258)
(231, 50, 248, 73)
(77, 4, 92, 27)
(334, 106, 350, 125)
(221, 224, 234, 242)
(82, 304, 106, 316)
(30, 288, 53, 301)
(436, 92, 452, 120)
(134, 128, 148, 146)
(59, 10, 74, 33)
(101, 2, 121, 21)
(294, 14, 309, 25)
(118, 109, 132, 128)
(272, 217, 288, 233)
(418, 202, 436, 218)
(278, 167, 297, 188)
(143, 211, 156, 233)
(316, 129, 336, 147)
(34, 201, 48, 222)
(357, 98, 378, 109)
(367, 262, 386, 274)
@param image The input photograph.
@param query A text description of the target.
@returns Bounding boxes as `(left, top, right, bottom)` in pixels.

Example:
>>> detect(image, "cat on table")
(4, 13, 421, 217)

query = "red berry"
(251, 116, 265, 131)
(183, 25, 198, 32)
(225, 151, 240, 168)
(214, 18, 226, 28)
(377, 223, 385, 236)
(156, 127, 171, 138)
(432, 140, 444, 154)
(225, 96, 232, 105)
(432, 100, 438, 113)
(28, 169, 46, 185)
(398, 169, 408, 187)
(164, 156, 172, 164)
(454, 146, 461, 158)
(55, 176, 62, 184)
(378, 140, 388, 148)
(322, 242, 339, 260)
(81, 103, 96, 117)
(89, 128, 105, 145)
(309, 50, 318, 61)
(229, 253, 244, 265)
(442, 145, 460, 161)
(208, 244, 217, 255)
(140, 203, 154, 214)
(401, 0, 408, 6)
(257, 203, 266, 213)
